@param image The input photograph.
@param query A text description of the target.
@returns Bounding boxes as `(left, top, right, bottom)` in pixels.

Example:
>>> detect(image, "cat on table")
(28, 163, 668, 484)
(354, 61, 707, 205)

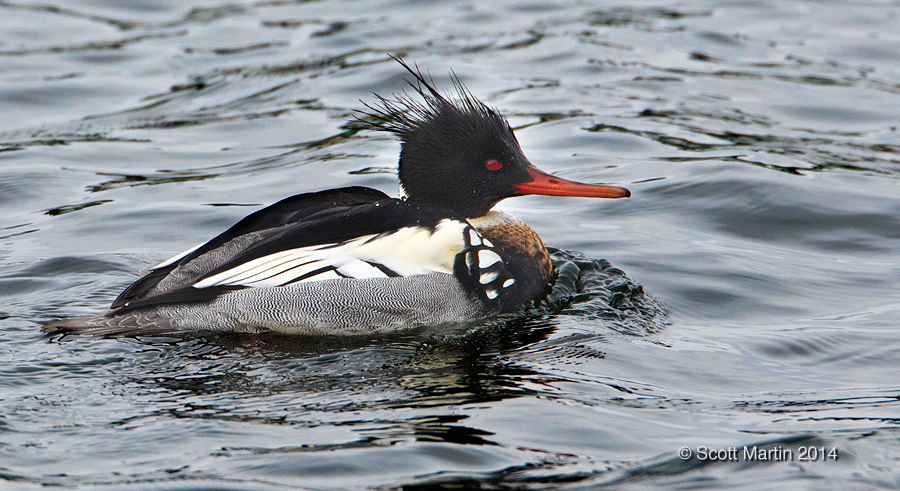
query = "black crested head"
(358, 56, 631, 218)
(359, 56, 534, 218)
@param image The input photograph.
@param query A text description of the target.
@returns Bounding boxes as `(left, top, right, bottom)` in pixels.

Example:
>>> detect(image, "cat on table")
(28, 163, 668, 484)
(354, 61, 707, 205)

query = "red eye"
(485, 160, 503, 170)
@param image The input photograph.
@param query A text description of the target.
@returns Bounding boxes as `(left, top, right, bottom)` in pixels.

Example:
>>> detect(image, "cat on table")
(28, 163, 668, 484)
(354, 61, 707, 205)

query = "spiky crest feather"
(357, 56, 515, 143)
(354, 56, 533, 217)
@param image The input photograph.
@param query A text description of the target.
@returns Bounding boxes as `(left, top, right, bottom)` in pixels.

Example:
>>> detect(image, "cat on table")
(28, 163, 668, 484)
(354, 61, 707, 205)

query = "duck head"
(361, 58, 630, 218)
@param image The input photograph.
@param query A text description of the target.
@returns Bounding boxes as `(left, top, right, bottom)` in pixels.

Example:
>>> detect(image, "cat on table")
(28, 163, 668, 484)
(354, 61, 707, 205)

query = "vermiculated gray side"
(44, 272, 487, 335)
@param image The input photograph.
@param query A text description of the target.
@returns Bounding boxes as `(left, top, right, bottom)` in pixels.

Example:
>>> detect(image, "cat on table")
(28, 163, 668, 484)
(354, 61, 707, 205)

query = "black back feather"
(111, 187, 390, 309)
(110, 189, 470, 314)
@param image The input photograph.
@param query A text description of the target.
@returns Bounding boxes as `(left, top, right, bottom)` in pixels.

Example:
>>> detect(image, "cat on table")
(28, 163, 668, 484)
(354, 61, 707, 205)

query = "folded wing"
(110, 187, 481, 313)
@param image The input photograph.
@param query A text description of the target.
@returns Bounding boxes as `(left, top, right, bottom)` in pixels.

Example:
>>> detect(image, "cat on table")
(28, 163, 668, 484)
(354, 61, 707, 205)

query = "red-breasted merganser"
(44, 59, 630, 336)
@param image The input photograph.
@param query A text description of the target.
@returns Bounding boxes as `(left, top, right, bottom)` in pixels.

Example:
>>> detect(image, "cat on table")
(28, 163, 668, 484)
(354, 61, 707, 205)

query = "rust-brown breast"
(468, 211, 553, 287)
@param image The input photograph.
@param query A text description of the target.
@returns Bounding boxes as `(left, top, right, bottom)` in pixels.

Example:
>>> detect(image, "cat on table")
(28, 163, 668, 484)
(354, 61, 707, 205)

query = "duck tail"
(42, 312, 180, 336)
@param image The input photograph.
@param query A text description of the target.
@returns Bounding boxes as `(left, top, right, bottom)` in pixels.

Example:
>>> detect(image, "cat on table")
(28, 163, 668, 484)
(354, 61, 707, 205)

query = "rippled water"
(2, 0, 899, 488)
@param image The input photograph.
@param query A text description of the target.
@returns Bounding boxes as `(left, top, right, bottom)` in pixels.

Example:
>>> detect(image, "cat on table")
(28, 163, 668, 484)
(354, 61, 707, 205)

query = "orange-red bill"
(513, 166, 631, 198)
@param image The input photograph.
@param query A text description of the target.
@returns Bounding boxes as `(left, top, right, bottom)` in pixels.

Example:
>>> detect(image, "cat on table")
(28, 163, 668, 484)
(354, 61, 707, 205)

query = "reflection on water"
(1, 0, 900, 488)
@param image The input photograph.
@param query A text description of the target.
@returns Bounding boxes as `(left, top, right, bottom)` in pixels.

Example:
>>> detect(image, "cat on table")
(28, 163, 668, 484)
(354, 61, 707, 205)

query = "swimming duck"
(44, 59, 630, 336)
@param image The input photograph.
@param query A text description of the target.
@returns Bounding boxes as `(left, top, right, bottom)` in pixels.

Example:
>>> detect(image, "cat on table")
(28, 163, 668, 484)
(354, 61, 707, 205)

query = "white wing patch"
(193, 219, 470, 289)
(153, 242, 205, 269)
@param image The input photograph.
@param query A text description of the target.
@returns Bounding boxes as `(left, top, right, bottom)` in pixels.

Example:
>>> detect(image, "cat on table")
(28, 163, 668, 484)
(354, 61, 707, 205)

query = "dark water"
(2, 0, 899, 488)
